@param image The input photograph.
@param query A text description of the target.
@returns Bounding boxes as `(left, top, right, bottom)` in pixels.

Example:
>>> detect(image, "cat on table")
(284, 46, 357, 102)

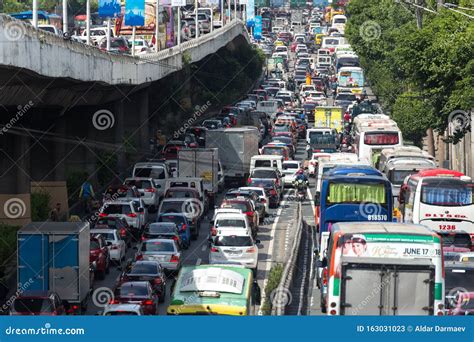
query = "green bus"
(167, 264, 261, 316)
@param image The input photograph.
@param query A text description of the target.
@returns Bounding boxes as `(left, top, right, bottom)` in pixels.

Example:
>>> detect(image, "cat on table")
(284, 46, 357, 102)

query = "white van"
(250, 155, 284, 173)
(132, 162, 170, 197)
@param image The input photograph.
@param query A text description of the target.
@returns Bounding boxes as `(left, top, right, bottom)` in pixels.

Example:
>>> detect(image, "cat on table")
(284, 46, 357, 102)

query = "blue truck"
(17, 222, 91, 314)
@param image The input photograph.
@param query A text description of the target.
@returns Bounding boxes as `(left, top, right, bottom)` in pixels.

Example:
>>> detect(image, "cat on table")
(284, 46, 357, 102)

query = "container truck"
(177, 148, 222, 206)
(17, 222, 91, 314)
(206, 127, 259, 185)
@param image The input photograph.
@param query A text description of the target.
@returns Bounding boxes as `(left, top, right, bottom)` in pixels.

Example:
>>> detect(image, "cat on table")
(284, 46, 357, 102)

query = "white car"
(91, 228, 126, 262)
(295, 44, 307, 53)
(211, 212, 252, 240)
(128, 38, 152, 55)
(281, 160, 302, 187)
(124, 177, 160, 211)
(308, 152, 331, 177)
(99, 199, 145, 233)
(102, 303, 144, 315)
(239, 186, 270, 214)
(209, 229, 260, 271)
(81, 26, 115, 45)
(38, 24, 62, 35)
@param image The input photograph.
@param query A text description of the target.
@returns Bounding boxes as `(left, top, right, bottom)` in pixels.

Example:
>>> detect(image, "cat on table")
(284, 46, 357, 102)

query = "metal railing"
(272, 202, 304, 316)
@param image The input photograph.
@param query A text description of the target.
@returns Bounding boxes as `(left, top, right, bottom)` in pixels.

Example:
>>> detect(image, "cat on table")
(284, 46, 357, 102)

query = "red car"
(10, 291, 67, 315)
(220, 199, 258, 237)
(90, 234, 110, 280)
(112, 281, 159, 315)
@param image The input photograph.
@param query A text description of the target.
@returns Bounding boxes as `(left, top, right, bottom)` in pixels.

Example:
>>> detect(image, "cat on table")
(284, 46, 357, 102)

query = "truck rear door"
(18, 234, 48, 291)
(49, 234, 79, 302)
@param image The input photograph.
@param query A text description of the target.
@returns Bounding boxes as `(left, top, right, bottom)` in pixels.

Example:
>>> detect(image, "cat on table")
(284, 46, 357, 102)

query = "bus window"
(327, 183, 386, 205)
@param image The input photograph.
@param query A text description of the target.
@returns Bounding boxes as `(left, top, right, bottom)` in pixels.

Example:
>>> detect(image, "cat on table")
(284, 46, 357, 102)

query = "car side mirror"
(106, 241, 112, 246)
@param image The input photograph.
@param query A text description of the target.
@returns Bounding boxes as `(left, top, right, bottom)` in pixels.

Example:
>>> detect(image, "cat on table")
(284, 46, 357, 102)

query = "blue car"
(156, 213, 191, 249)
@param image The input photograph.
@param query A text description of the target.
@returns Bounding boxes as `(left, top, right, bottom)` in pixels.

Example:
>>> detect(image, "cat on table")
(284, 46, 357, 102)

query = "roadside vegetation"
(261, 263, 284, 315)
(345, 0, 473, 146)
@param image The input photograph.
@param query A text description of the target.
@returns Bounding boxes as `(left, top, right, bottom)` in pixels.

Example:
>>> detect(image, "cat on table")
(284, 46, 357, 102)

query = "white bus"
(352, 117, 403, 164)
(399, 168, 474, 239)
(323, 222, 445, 315)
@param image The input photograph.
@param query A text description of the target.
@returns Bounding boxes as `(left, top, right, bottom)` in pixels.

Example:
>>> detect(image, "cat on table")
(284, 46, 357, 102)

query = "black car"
(118, 261, 166, 303)
(335, 92, 357, 112)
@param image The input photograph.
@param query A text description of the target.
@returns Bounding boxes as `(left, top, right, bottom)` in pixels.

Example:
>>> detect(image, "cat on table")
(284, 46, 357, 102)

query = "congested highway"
(3, 1, 473, 318)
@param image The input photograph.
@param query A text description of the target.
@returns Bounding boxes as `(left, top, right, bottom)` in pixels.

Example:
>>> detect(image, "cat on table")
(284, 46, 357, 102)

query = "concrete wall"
(0, 15, 249, 86)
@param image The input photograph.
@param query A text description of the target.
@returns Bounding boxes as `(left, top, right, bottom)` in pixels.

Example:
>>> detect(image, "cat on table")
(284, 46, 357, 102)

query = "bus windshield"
(327, 182, 386, 205)
(390, 170, 416, 185)
(420, 179, 473, 206)
(309, 133, 335, 145)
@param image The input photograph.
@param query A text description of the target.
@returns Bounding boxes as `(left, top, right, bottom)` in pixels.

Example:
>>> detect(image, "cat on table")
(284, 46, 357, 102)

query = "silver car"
(135, 239, 181, 273)
(209, 230, 259, 271)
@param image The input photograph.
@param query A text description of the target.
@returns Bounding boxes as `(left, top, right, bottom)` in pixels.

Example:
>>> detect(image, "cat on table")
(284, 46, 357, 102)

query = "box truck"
(17, 222, 91, 314)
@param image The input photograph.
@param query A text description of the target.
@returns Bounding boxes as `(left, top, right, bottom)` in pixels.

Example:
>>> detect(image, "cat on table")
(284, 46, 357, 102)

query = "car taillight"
(245, 211, 253, 217)
(110, 245, 118, 250)
(172, 236, 179, 241)
(120, 228, 126, 237)
(322, 268, 328, 286)
(110, 299, 119, 304)
(170, 254, 180, 263)
(128, 213, 137, 218)
(181, 224, 187, 232)
(136, 254, 143, 260)
(143, 299, 154, 305)
(99, 213, 107, 217)
(270, 189, 277, 196)
(210, 247, 218, 252)
(211, 227, 217, 236)
(154, 278, 162, 285)
(246, 247, 256, 253)
(145, 188, 155, 193)
(247, 178, 251, 184)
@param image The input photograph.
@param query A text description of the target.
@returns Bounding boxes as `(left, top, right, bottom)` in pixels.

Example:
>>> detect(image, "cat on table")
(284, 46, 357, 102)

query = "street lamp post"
(32, 0, 38, 28)
(86, 0, 90, 44)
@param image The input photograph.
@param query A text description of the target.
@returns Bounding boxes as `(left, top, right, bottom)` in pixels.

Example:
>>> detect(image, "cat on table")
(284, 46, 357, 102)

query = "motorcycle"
(293, 178, 308, 201)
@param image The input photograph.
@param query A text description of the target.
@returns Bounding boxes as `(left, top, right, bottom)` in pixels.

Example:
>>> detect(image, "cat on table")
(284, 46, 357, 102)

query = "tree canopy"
(345, 0, 474, 145)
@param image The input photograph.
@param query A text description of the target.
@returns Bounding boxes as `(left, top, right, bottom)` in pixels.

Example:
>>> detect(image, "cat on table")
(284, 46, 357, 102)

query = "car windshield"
(141, 241, 175, 252)
(262, 147, 285, 156)
(252, 170, 277, 178)
(148, 224, 176, 234)
(166, 190, 195, 198)
(440, 234, 472, 248)
(445, 268, 474, 309)
(216, 219, 246, 228)
(159, 201, 185, 213)
(130, 263, 159, 275)
(13, 298, 53, 313)
(96, 218, 120, 228)
(283, 163, 299, 170)
(421, 179, 473, 206)
(103, 204, 131, 215)
(117, 284, 148, 297)
(214, 236, 253, 247)
(124, 180, 152, 189)
(157, 215, 186, 225)
(336, 93, 356, 101)
(274, 125, 290, 132)
(221, 202, 249, 212)
(98, 233, 115, 241)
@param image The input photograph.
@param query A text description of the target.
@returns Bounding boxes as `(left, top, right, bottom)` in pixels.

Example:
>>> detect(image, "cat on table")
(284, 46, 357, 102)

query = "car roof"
(91, 228, 116, 234)
(104, 303, 142, 312)
(215, 229, 252, 237)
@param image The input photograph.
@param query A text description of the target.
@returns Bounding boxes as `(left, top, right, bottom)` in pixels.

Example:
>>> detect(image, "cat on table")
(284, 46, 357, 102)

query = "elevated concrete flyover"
(0, 14, 254, 225)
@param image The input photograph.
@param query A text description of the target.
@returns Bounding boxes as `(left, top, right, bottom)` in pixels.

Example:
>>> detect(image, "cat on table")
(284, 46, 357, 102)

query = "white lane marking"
(196, 258, 201, 266)
(258, 194, 287, 316)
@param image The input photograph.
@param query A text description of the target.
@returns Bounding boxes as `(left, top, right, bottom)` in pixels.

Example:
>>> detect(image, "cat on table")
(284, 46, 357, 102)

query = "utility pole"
(415, 0, 423, 29)
(437, 0, 444, 11)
